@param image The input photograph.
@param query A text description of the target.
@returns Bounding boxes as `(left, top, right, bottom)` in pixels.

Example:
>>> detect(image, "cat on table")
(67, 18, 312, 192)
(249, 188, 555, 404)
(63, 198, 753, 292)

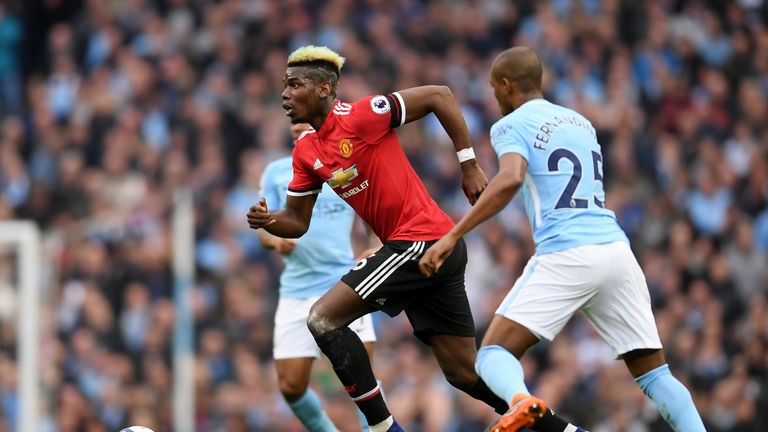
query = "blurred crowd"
(0, 0, 767, 431)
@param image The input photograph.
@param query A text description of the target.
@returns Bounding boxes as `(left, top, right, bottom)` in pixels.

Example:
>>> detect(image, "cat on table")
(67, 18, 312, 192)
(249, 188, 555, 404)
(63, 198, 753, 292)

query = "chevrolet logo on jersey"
(328, 165, 358, 189)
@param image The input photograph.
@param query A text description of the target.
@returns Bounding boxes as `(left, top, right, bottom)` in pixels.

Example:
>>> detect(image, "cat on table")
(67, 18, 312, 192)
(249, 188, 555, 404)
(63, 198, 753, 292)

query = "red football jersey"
(287, 93, 454, 241)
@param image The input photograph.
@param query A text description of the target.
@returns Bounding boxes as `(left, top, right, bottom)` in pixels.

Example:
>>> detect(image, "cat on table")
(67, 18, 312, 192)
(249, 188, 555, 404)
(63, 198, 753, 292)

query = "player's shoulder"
(491, 99, 561, 136)
(490, 111, 523, 141)
(294, 126, 317, 145)
(340, 95, 395, 120)
(291, 127, 317, 160)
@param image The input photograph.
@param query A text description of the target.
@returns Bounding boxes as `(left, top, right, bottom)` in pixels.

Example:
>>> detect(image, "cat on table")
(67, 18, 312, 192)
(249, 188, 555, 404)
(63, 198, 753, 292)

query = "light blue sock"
(288, 389, 338, 432)
(635, 364, 706, 432)
(475, 345, 529, 403)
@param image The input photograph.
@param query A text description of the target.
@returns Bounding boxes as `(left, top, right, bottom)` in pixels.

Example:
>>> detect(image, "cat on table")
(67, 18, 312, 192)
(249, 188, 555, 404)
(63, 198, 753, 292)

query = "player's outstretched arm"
(397, 85, 488, 204)
(419, 153, 527, 276)
(247, 195, 317, 238)
(257, 229, 297, 255)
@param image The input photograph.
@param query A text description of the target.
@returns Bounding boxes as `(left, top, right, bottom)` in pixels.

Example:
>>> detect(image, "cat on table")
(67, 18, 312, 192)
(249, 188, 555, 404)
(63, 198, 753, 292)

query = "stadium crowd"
(0, 0, 767, 431)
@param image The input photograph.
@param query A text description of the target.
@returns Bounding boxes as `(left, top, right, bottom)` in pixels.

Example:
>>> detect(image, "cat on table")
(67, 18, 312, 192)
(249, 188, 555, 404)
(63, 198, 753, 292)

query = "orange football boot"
(485, 393, 547, 432)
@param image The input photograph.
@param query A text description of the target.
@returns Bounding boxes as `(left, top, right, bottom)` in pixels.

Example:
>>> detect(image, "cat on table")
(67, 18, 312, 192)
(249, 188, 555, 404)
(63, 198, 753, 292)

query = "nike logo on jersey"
(313, 158, 323, 170)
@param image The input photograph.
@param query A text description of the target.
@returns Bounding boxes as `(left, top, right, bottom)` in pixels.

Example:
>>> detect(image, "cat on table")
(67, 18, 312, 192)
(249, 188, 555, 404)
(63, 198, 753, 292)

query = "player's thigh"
(341, 240, 431, 318)
(581, 242, 663, 358)
(274, 297, 322, 360)
(308, 280, 373, 333)
(481, 315, 540, 359)
(495, 250, 594, 342)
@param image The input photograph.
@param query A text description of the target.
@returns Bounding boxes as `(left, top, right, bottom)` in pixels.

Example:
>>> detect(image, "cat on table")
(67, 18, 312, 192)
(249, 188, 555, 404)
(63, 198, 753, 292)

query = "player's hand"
(247, 198, 276, 229)
(419, 234, 458, 277)
(274, 238, 297, 255)
(459, 160, 488, 205)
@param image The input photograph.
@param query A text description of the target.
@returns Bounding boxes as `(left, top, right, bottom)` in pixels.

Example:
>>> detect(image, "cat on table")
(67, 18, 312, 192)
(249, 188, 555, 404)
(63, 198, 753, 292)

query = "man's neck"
(309, 98, 337, 131)
(512, 93, 543, 111)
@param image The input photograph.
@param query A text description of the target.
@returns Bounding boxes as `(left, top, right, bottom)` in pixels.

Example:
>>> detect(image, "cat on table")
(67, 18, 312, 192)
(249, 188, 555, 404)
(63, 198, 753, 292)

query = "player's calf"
(634, 364, 706, 432)
(313, 326, 393, 429)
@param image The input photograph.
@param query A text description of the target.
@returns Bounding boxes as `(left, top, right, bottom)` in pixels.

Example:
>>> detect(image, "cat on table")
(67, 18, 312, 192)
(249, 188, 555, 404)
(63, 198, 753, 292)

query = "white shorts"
(496, 241, 662, 357)
(273, 296, 377, 360)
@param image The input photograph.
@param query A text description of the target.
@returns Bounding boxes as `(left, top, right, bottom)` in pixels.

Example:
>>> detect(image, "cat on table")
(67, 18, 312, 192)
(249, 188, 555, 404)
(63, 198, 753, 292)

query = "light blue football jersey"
(490, 99, 628, 255)
(260, 157, 356, 298)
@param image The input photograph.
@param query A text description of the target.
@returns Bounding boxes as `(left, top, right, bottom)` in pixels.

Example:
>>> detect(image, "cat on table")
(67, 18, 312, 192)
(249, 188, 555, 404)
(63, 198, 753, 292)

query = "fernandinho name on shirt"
(532, 115, 597, 151)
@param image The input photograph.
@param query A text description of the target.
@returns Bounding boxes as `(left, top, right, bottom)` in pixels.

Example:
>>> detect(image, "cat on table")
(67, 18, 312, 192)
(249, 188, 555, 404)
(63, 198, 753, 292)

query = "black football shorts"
(341, 238, 475, 342)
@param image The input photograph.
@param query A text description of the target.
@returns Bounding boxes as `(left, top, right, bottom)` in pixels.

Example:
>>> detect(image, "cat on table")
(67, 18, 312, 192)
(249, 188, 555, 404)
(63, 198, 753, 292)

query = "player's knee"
(306, 302, 336, 338)
(442, 364, 478, 391)
(278, 377, 308, 403)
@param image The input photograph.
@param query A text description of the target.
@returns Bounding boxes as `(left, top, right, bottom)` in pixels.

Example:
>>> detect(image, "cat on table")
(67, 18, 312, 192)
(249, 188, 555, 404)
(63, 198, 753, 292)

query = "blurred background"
(0, 0, 767, 431)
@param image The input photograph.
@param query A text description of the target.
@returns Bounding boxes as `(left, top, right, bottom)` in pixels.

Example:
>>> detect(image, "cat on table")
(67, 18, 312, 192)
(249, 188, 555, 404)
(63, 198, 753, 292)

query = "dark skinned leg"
(623, 348, 666, 378)
(429, 334, 509, 414)
(307, 281, 390, 426)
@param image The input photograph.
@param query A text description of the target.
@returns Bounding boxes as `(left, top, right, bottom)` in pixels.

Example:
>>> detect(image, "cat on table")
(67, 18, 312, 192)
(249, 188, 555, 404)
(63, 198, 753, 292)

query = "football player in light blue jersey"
(259, 123, 378, 432)
(420, 47, 705, 432)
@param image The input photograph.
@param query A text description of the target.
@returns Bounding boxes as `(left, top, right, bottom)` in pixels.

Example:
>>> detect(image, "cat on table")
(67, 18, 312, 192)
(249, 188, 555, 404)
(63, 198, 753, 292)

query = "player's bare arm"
(257, 229, 297, 255)
(398, 85, 488, 204)
(419, 153, 527, 277)
(247, 194, 318, 238)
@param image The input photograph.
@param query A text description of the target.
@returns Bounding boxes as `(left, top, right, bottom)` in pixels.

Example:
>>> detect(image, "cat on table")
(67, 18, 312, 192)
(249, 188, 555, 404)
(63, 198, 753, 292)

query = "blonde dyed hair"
(287, 45, 345, 73)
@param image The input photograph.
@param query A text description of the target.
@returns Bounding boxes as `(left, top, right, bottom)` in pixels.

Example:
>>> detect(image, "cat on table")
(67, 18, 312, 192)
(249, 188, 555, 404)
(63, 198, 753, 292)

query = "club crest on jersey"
(339, 138, 353, 158)
(370, 95, 390, 115)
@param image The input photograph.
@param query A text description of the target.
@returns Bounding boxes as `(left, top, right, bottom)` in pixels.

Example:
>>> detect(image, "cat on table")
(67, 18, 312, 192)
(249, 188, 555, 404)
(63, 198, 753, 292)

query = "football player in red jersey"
(248, 46, 574, 432)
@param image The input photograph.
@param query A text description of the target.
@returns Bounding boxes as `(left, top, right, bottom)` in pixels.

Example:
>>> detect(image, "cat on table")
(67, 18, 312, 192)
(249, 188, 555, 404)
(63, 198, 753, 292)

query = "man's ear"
(501, 77, 513, 95)
(318, 81, 334, 99)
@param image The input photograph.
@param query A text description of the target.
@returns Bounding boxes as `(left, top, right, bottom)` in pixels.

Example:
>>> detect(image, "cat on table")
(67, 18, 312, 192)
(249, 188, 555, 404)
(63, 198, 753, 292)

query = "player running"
(259, 123, 378, 432)
(248, 44, 504, 432)
(419, 47, 706, 432)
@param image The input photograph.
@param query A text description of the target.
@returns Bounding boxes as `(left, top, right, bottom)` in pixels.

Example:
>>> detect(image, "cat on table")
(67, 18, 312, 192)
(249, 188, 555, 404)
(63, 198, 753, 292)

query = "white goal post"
(0, 221, 41, 432)
(172, 189, 196, 432)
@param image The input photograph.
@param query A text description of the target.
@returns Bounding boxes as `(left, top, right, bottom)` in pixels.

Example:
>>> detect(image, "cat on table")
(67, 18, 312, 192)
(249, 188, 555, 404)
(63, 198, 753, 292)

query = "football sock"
(287, 389, 338, 432)
(467, 377, 509, 414)
(316, 327, 391, 426)
(477, 345, 580, 432)
(475, 345, 529, 402)
(357, 380, 386, 428)
(369, 416, 393, 432)
(533, 408, 574, 432)
(635, 364, 706, 432)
